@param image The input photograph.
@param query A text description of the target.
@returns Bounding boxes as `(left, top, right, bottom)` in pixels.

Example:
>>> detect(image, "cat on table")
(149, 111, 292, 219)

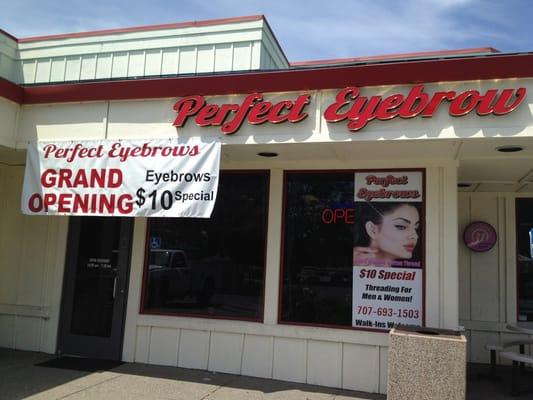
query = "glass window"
(281, 172, 355, 327)
(281, 171, 425, 329)
(516, 198, 533, 322)
(142, 171, 269, 321)
(70, 217, 121, 337)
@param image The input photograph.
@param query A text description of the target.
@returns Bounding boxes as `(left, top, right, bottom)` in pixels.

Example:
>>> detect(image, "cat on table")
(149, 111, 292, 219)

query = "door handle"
(113, 276, 117, 299)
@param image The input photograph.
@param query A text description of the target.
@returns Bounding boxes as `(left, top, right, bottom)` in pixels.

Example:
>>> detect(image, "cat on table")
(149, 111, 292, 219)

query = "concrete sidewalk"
(0, 349, 384, 400)
(1, 348, 531, 399)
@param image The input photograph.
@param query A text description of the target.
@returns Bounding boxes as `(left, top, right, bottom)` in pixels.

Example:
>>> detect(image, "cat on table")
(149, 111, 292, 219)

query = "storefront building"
(1, 15, 533, 395)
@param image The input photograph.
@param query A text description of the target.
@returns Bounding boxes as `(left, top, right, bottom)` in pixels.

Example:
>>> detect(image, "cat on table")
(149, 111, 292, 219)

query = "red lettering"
(476, 89, 499, 115)
(41, 169, 56, 188)
(366, 174, 408, 187)
(171, 86, 526, 134)
(324, 88, 383, 131)
(72, 170, 88, 187)
(322, 209, 334, 224)
(58, 194, 72, 212)
(130, 147, 142, 157)
(34, 193, 133, 215)
(90, 193, 98, 213)
(28, 194, 43, 212)
(43, 193, 57, 210)
(287, 94, 310, 122)
(222, 93, 263, 134)
(376, 94, 404, 120)
(41, 144, 104, 162)
(398, 84, 428, 118)
(449, 90, 480, 116)
(493, 88, 527, 115)
(59, 169, 73, 188)
(67, 144, 83, 162)
(141, 143, 152, 157)
(117, 194, 133, 214)
(55, 148, 66, 158)
(78, 147, 89, 158)
(248, 102, 272, 125)
(421, 91, 456, 117)
(321, 208, 354, 224)
(39, 169, 122, 189)
(72, 194, 89, 213)
(108, 169, 122, 188)
(323, 87, 359, 122)
(346, 208, 354, 224)
(195, 104, 220, 126)
(89, 169, 104, 188)
(176, 146, 190, 156)
(211, 104, 239, 125)
(88, 145, 104, 158)
(99, 194, 115, 213)
(334, 209, 345, 223)
(347, 95, 381, 131)
(43, 144, 57, 158)
(173, 95, 205, 127)
(269, 100, 293, 123)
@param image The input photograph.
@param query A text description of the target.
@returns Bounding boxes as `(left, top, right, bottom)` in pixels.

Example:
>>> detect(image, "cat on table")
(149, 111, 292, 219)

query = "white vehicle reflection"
(147, 249, 218, 308)
(148, 249, 193, 306)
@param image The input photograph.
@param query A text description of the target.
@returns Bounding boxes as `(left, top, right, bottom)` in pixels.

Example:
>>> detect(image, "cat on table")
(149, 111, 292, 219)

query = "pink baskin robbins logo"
(171, 84, 527, 134)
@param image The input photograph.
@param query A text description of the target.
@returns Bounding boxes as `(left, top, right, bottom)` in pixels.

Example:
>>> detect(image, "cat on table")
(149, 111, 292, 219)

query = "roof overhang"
(0, 53, 528, 105)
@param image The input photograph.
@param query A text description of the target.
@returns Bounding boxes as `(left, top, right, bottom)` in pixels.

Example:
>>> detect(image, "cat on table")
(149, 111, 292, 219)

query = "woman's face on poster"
(366, 204, 420, 260)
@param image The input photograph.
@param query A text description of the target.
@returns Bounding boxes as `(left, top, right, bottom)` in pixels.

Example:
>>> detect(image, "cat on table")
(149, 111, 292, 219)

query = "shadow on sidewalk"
(0, 348, 384, 399)
(7, 349, 530, 400)
(467, 363, 533, 399)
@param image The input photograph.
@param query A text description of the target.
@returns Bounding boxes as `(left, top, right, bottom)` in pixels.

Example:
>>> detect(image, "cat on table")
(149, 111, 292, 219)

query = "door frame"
(57, 216, 134, 360)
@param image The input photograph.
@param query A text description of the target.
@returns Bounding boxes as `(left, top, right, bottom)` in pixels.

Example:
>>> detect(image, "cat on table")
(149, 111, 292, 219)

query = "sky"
(1, 0, 532, 62)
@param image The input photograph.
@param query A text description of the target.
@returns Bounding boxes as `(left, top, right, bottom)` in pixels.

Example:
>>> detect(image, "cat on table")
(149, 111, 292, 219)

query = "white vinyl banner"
(21, 139, 221, 218)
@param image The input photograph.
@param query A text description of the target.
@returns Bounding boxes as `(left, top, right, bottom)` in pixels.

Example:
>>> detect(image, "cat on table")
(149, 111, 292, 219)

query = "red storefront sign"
(172, 84, 526, 134)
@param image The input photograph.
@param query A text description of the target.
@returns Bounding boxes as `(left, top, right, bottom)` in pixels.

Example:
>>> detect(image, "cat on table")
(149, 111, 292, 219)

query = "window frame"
(139, 169, 270, 323)
(515, 197, 533, 324)
(278, 169, 426, 332)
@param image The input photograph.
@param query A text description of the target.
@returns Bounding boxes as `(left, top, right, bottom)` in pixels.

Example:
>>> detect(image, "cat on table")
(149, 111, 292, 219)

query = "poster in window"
(352, 171, 424, 330)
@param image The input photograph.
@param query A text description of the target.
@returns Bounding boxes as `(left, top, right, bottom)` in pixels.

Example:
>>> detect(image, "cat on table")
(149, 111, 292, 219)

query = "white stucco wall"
(0, 97, 20, 148)
(0, 31, 18, 82)
(0, 164, 68, 353)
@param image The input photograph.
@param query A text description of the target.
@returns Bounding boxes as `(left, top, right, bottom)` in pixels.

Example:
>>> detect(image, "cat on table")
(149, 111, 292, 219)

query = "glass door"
(516, 199, 533, 322)
(58, 217, 133, 360)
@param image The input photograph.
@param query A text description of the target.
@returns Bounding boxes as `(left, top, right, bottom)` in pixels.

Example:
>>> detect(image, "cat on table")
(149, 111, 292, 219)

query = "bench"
(484, 339, 533, 379)
(500, 351, 533, 396)
(507, 324, 533, 335)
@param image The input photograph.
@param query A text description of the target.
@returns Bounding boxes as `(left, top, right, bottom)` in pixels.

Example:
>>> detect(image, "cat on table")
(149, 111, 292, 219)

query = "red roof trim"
(17, 54, 533, 105)
(16, 15, 264, 43)
(0, 77, 24, 104)
(290, 47, 501, 67)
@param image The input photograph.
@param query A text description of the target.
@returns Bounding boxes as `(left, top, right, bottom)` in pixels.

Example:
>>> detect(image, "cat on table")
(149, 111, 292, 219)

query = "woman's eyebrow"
(392, 217, 411, 223)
